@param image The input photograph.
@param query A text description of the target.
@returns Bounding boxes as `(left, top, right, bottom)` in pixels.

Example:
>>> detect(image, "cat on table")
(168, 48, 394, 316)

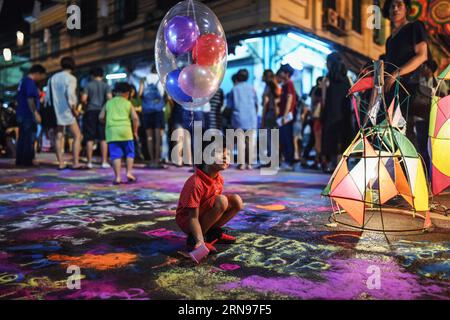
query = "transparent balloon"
(155, 0, 228, 110)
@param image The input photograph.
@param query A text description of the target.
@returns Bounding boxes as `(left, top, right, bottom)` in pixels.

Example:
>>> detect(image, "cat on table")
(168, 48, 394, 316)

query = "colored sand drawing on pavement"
(0, 160, 449, 300)
(48, 253, 138, 270)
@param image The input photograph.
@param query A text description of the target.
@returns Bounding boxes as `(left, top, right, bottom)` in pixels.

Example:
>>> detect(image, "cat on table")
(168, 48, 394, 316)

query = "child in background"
(99, 82, 139, 185)
(176, 142, 243, 260)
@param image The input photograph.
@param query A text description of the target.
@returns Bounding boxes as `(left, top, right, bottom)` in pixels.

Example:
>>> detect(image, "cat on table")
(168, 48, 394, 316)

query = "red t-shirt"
(279, 80, 297, 116)
(176, 168, 224, 216)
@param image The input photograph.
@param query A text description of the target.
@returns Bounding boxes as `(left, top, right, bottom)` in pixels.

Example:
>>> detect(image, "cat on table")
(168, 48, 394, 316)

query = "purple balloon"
(164, 16, 200, 55)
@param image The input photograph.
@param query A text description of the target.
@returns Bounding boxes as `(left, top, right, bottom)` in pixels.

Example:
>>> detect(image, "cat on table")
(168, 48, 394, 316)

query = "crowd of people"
(5, 0, 448, 182)
(7, 54, 358, 177)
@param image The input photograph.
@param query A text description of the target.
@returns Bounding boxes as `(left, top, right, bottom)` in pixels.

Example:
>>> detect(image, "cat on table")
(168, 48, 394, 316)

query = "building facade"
(23, 0, 388, 97)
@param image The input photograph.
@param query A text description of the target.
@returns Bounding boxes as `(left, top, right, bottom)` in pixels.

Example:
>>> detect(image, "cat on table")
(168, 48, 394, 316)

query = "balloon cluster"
(155, 0, 227, 109)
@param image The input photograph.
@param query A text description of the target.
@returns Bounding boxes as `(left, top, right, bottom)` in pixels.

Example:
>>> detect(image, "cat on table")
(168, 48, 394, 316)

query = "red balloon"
(192, 34, 226, 66)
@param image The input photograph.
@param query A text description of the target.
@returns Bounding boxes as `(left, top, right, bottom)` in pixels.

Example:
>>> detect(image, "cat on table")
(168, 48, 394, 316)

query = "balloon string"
(188, 0, 196, 66)
(189, 0, 197, 26)
(187, 0, 196, 116)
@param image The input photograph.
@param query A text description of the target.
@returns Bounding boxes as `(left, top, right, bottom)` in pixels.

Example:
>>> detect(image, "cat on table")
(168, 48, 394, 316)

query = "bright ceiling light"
(244, 37, 260, 44)
(3, 48, 12, 61)
(287, 32, 332, 55)
(106, 73, 127, 80)
(282, 54, 304, 71)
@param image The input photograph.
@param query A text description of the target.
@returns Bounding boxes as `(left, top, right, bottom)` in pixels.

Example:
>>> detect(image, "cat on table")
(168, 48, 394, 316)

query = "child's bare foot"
(113, 178, 122, 185)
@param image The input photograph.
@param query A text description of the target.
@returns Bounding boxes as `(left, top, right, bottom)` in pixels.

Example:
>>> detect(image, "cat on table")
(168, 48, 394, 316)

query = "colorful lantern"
(429, 64, 450, 195)
(323, 61, 431, 231)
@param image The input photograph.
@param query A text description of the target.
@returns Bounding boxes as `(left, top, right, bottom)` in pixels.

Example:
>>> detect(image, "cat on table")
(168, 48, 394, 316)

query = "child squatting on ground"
(176, 144, 243, 263)
(99, 82, 140, 185)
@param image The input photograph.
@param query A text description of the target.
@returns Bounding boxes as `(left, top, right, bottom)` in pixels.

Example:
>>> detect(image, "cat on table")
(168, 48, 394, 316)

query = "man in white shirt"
(47, 57, 84, 170)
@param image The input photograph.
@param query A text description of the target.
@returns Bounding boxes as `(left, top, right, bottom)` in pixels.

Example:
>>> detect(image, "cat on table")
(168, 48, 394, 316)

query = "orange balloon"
(192, 34, 226, 66)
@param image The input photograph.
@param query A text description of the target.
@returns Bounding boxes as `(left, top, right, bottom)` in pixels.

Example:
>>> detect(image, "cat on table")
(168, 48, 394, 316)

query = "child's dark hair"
(195, 136, 228, 171)
(114, 82, 131, 94)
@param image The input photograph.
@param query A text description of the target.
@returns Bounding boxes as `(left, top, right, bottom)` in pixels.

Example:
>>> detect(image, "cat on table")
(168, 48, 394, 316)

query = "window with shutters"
(115, 0, 138, 26)
(352, 0, 362, 34)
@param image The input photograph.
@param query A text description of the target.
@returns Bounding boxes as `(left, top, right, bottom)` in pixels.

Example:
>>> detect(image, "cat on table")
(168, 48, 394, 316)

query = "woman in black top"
(384, 0, 428, 89)
(383, 0, 429, 144)
(321, 52, 352, 173)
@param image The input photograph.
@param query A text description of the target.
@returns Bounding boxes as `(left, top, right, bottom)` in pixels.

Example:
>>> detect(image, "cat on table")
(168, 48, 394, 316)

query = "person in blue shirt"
(16, 65, 47, 166)
(139, 65, 166, 169)
(227, 69, 258, 170)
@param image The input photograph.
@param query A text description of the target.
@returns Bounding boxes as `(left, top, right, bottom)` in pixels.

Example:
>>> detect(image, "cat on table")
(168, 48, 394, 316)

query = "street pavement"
(0, 153, 449, 300)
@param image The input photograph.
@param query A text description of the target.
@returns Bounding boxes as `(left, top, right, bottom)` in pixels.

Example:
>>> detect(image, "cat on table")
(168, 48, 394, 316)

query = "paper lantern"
(429, 64, 450, 195)
(323, 61, 431, 231)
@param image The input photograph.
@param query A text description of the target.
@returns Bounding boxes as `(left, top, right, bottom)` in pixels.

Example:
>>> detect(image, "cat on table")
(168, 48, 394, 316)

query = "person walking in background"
(294, 94, 310, 163)
(184, 103, 205, 169)
(261, 69, 281, 130)
(34, 88, 46, 154)
(277, 64, 297, 171)
(209, 88, 224, 131)
(99, 82, 139, 185)
(223, 74, 239, 131)
(0, 102, 18, 158)
(15, 65, 47, 167)
(228, 69, 258, 170)
(129, 84, 145, 161)
(130, 85, 142, 114)
(140, 65, 166, 169)
(169, 98, 192, 167)
(65, 101, 83, 156)
(261, 69, 281, 161)
(321, 52, 352, 173)
(80, 67, 112, 169)
(302, 76, 324, 170)
(47, 57, 84, 170)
